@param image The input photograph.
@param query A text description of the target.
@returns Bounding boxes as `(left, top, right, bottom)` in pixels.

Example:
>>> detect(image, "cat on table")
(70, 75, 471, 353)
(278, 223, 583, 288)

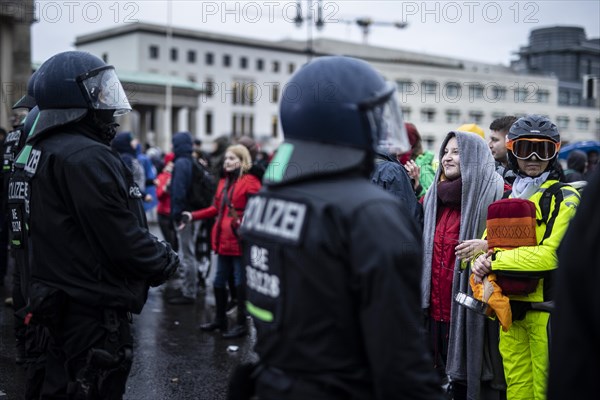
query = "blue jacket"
(170, 131, 194, 222)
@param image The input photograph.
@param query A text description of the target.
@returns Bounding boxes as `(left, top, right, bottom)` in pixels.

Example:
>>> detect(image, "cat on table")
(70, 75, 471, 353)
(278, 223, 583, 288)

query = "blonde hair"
(226, 144, 252, 176)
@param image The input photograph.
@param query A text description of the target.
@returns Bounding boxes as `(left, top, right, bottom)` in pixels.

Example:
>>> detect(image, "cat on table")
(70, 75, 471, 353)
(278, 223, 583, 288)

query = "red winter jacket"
(430, 204, 461, 322)
(155, 168, 172, 216)
(191, 173, 261, 256)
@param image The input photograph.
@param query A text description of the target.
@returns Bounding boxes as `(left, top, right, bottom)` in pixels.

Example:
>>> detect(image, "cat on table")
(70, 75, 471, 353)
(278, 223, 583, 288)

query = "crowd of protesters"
(1, 52, 597, 400)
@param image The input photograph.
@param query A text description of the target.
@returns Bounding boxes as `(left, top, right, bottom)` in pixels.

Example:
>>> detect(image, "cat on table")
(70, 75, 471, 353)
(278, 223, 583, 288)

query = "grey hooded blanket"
(421, 131, 506, 399)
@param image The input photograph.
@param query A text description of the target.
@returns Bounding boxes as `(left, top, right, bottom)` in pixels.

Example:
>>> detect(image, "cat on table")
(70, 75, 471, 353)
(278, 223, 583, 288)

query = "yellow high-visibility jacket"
(489, 180, 580, 303)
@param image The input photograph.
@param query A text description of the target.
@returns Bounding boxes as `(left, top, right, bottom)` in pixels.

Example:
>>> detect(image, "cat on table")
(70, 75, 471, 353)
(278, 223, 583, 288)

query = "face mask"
(92, 109, 120, 143)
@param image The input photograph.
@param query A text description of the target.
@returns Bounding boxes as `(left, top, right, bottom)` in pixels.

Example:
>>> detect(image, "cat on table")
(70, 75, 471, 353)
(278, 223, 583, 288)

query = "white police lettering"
(6, 130, 21, 143)
(246, 245, 280, 298)
(11, 208, 21, 233)
(243, 196, 306, 241)
(8, 180, 28, 200)
(129, 185, 142, 198)
(25, 149, 41, 175)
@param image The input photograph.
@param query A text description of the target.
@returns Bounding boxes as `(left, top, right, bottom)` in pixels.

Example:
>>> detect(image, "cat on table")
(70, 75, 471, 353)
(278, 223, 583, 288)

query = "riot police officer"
(236, 56, 443, 399)
(3, 71, 37, 371)
(26, 51, 179, 399)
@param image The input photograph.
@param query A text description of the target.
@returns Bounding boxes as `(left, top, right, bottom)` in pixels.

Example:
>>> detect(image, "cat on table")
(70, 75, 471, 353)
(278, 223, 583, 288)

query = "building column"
(188, 107, 198, 136)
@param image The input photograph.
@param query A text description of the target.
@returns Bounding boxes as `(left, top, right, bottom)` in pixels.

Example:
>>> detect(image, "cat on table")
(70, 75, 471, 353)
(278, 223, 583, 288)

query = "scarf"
(512, 171, 550, 198)
(437, 178, 462, 206)
(421, 131, 505, 399)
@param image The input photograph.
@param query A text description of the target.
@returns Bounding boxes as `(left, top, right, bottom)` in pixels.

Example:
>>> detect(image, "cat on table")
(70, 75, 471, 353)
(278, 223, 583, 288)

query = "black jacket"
(27, 126, 173, 313)
(371, 152, 423, 225)
(240, 174, 442, 400)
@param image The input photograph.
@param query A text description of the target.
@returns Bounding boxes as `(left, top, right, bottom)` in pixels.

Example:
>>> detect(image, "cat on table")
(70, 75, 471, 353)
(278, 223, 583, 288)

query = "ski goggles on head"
(506, 138, 560, 161)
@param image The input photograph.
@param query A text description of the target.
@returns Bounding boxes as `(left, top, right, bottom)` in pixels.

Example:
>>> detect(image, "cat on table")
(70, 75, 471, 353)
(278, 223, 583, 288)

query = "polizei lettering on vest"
(8, 180, 28, 200)
(6, 130, 21, 143)
(243, 196, 306, 241)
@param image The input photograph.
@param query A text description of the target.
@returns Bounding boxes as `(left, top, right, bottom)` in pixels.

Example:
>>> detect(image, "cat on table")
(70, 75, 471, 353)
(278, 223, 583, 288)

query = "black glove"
(148, 241, 180, 287)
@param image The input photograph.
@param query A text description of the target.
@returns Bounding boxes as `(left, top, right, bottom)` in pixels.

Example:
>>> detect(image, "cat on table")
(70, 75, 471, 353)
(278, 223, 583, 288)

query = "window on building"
(556, 116, 569, 130)
(446, 109, 461, 124)
(422, 81, 438, 94)
(424, 136, 436, 151)
(272, 61, 280, 73)
(205, 52, 214, 65)
(491, 112, 506, 120)
(468, 110, 484, 125)
(569, 91, 581, 106)
(576, 117, 589, 130)
(204, 78, 215, 98)
(246, 83, 257, 106)
(396, 80, 413, 93)
(240, 57, 248, 69)
(469, 84, 484, 99)
(401, 107, 411, 121)
(232, 81, 258, 106)
(421, 108, 436, 123)
(537, 90, 550, 103)
(232, 113, 255, 136)
(256, 59, 264, 71)
(232, 82, 240, 105)
(271, 84, 280, 103)
(188, 75, 197, 83)
(445, 82, 461, 99)
(101, 53, 108, 63)
(558, 89, 569, 105)
(170, 48, 178, 61)
(514, 88, 529, 103)
(490, 86, 506, 101)
(205, 111, 213, 135)
(272, 115, 279, 137)
(187, 50, 196, 63)
(288, 63, 295, 74)
(223, 54, 231, 67)
(149, 45, 159, 59)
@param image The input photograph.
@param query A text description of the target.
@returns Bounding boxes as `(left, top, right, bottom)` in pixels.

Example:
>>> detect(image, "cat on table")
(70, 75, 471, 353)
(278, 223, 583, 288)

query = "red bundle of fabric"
(487, 198, 539, 295)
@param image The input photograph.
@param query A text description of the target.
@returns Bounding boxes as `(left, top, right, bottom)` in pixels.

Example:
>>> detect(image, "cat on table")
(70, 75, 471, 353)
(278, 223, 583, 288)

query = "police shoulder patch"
(24, 148, 41, 175)
(241, 194, 308, 246)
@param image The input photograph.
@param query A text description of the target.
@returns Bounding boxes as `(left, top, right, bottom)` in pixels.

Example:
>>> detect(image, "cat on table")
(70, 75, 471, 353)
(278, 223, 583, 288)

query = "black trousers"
(40, 300, 133, 400)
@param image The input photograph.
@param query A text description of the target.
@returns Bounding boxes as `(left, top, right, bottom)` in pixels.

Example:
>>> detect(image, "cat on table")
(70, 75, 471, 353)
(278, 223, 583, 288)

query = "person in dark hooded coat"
(564, 150, 587, 182)
(371, 151, 423, 225)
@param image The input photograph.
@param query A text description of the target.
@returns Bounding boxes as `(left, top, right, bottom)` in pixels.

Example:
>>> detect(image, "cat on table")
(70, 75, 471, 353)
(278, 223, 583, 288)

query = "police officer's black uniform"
(25, 51, 178, 399)
(235, 57, 443, 400)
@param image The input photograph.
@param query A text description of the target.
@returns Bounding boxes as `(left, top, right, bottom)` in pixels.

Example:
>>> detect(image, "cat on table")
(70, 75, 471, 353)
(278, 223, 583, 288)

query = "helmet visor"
(364, 87, 410, 155)
(507, 138, 560, 161)
(78, 66, 131, 116)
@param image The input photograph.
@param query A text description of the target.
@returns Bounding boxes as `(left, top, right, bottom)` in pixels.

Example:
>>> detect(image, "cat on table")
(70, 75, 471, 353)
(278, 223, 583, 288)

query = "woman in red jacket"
(181, 144, 261, 338)
(155, 152, 178, 251)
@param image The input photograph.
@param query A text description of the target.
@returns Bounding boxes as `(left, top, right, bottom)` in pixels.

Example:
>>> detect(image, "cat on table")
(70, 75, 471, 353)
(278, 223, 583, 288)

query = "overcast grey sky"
(31, 0, 600, 65)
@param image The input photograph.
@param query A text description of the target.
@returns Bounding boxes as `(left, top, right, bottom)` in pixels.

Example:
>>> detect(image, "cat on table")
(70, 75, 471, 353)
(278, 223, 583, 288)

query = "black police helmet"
(12, 70, 38, 110)
(507, 114, 561, 173)
(280, 56, 406, 152)
(30, 51, 131, 139)
(267, 56, 408, 185)
(23, 106, 40, 137)
(34, 51, 108, 110)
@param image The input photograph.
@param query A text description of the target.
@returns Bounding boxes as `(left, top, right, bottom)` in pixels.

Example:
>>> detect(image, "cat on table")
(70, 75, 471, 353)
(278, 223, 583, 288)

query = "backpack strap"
(538, 182, 566, 245)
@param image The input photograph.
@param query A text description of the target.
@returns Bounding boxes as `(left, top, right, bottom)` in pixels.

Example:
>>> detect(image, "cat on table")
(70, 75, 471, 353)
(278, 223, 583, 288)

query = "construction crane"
(293, 0, 409, 58)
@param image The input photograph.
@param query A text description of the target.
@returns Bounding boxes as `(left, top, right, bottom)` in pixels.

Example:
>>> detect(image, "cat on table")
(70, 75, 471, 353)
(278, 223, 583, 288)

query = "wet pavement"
(0, 223, 257, 399)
